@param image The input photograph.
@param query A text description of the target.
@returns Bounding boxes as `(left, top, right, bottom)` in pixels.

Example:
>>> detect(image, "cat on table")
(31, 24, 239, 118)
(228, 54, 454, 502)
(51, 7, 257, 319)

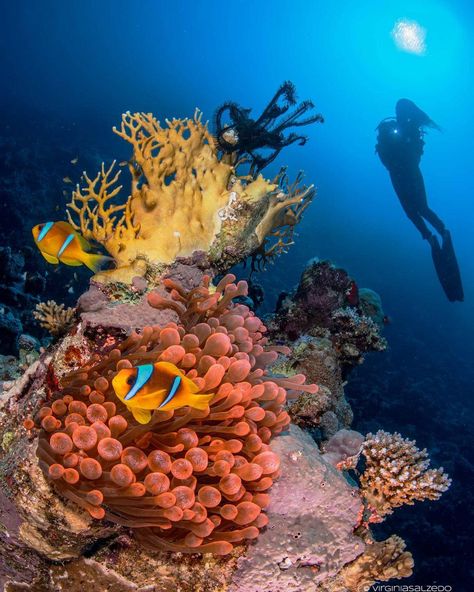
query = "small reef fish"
(32, 220, 113, 272)
(345, 280, 359, 307)
(70, 157, 78, 164)
(62, 176, 73, 184)
(119, 160, 129, 167)
(112, 361, 214, 424)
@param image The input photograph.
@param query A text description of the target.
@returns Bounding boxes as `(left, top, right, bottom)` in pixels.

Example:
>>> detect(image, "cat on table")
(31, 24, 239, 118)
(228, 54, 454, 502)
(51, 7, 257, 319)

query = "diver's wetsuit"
(376, 119, 445, 240)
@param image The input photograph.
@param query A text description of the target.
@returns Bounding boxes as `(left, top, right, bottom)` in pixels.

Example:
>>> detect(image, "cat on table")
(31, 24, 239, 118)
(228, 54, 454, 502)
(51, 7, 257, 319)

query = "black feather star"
(214, 81, 324, 175)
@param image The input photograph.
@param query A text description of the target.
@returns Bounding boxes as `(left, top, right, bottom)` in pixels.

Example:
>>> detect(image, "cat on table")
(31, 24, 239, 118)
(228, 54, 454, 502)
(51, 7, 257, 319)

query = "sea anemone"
(36, 274, 316, 554)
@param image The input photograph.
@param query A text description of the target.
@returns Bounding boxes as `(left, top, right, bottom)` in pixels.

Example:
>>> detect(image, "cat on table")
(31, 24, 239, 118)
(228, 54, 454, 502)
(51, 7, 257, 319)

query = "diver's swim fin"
(430, 231, 464, 302)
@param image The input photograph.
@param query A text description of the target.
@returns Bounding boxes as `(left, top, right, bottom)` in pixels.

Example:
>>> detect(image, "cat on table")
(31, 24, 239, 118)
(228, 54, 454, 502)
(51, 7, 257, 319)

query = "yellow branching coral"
(360, 430, 451, 519)
(112, 110, 234, 263)
(66, 161, 138, 260)
(33, 300, 76, 337)
(65, 110, 314, 282)
(341, 535, 414, 591)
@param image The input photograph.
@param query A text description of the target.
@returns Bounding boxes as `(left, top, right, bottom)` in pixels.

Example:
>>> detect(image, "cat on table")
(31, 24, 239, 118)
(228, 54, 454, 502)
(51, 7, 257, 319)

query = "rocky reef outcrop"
(267, 259, 387, 440)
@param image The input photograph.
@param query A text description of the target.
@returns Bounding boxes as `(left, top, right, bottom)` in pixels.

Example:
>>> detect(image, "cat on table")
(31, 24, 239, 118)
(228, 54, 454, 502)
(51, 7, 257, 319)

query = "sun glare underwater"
(392, 18, 427, 55)
(0, 1, 473, 591)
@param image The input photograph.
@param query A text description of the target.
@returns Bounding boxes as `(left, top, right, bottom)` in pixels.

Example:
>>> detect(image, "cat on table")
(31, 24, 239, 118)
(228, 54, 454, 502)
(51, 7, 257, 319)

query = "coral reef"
(0, 335, 41, 386)
(33, 300, 76, 338)
(330, 307, 387, 368)
(0, 375, 366, 592)
(0, 102, 452, 592)
(273, 259, 354, 337)
(271, 259, 387, 370)
(360, 430, 452, 520)
(358, 288, 385, 328)
(0, 246, 46, 353)
(35, 275, 316, 554)
(267, 260, 387, 441)
(0, 267, 449, 590)
(75, 257, 218, 340)
(66, 111, 314, 282)
(278, 336, 352, 439)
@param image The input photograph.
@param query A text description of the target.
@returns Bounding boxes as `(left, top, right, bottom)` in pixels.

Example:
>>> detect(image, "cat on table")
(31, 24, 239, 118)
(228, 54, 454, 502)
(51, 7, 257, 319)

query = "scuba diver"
(376, 99, 463, 302)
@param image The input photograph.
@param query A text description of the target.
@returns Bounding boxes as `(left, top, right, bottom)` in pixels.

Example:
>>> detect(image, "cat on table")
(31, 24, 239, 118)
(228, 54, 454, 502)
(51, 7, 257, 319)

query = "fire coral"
(36, 275, 317, 554)
(66, 111, 314, 283)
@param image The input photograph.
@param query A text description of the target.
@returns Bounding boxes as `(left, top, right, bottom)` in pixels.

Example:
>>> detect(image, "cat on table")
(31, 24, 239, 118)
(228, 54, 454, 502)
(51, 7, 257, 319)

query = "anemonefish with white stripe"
(112, 361, 214, 424)
(32, 221, 114, 272)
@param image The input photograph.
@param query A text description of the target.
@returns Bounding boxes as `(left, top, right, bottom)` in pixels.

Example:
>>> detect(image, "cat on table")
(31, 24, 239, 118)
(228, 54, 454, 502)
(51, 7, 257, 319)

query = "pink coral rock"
(229, 424, 365, 592)
(322, 428, 365, 469)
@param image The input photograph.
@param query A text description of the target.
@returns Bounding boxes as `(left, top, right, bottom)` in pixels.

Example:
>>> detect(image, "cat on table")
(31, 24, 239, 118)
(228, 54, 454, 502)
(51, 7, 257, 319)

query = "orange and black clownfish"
(32, 221, 114, 273)
(112, 361, 214, 424)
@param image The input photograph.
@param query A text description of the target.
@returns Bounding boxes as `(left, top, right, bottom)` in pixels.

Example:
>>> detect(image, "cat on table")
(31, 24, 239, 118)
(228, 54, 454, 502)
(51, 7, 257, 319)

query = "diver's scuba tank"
(375, 118, 424, 170)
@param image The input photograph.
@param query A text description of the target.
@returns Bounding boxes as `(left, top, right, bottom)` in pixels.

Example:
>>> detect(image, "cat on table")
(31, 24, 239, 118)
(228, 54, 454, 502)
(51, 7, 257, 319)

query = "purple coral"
(274, 260, 353, 339)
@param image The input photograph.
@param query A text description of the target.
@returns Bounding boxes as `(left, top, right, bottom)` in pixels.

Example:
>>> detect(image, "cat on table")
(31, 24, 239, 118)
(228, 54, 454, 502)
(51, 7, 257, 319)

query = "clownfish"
(32, 221, 114, 273)
(112, 361, 214, 424)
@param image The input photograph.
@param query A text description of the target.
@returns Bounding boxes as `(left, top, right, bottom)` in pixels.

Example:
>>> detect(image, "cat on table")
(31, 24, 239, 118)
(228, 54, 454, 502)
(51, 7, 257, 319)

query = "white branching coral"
(360, 430, 451, 519)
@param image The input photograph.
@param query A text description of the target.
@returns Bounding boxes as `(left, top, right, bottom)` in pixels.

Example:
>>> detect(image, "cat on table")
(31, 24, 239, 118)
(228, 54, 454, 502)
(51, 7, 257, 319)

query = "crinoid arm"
(214, 82, 324, 176)
(273, 100, 325, 133)
(254, 80, 297, 127)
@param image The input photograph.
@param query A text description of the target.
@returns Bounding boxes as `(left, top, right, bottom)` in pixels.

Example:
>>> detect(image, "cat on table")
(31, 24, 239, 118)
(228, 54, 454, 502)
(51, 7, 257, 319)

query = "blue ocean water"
(1, 0, 473, 587)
